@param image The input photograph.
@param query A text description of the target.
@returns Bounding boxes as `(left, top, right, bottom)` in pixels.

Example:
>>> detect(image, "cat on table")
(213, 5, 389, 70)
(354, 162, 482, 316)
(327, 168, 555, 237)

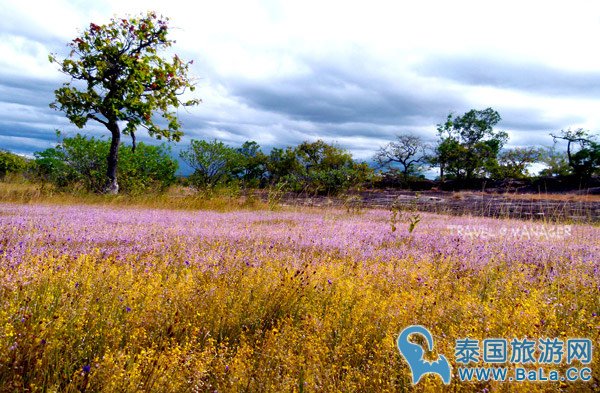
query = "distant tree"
(492, 147, 542, 179)
(539, 143, 571, 177)
(232, 141, 269, 187)
(267, 146, 302, 185)
(295, 140, 353, 172)
(428, 136, 463, 181)
(180, 139, 239, 188)
(0, 150, 28, 180)
(432, 108, 508, 180)
(550, 129, 600, 179)
(49, 12, 199, 194)
(284, 140, 372, 194)
(374, 133, 427, 179)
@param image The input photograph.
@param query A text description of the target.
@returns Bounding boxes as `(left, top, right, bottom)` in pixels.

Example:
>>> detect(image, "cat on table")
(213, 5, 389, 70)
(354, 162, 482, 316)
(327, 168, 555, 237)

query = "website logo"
(397, 325, 452, 385)
(396, 326, 593, 385)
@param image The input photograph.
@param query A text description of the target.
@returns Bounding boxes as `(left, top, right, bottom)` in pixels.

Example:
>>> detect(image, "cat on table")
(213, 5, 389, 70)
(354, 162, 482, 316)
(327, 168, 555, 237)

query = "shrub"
(33, 134, 177, 194)
(268, 140, 373, 195)
(180, 139, 240, 188)
(0, 150, 29, 180)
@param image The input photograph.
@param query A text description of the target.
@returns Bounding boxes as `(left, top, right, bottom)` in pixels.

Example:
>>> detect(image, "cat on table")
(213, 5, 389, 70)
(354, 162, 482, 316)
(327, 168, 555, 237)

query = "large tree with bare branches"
(49, 12, 199, 193)
(374, 133, 428, 179)
(551, 129, 600, 179)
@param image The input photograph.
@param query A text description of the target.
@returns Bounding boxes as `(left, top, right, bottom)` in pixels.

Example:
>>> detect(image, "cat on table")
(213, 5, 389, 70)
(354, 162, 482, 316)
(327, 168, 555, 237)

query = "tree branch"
(87, 114, 109, 127)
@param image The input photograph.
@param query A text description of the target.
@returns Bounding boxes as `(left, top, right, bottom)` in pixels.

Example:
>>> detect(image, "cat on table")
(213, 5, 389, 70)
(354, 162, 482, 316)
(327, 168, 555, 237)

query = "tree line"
(0, 134, 371, 195)
(1, 108, 599, 195)
(1, 13, 599, 195)
(376, 108, 600, 186)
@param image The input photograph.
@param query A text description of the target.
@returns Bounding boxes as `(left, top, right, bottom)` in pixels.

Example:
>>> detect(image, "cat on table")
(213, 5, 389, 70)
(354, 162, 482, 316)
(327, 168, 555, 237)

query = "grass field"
(0, 198, 598, 392)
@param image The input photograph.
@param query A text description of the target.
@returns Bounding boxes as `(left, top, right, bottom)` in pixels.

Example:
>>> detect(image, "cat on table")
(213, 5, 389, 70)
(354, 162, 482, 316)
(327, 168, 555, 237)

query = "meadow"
(0, 201, 598, 392)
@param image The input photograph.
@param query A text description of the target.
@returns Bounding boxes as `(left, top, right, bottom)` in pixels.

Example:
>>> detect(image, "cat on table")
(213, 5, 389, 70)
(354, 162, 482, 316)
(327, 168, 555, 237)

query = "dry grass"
(0, 182, 267, 211)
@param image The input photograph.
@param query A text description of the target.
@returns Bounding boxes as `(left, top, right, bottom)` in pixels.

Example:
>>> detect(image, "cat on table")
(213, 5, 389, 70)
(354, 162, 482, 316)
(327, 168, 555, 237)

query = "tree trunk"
(105, 122, 120, 194)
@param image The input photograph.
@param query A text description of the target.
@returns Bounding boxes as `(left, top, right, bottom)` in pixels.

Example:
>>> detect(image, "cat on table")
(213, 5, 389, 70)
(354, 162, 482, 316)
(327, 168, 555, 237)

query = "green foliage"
(34, 134, 107, 191)
(539, 144, 571, 177)
(34, 134, 177, 194)
(268, 140, 373, 195)
(232, 141, 269, 188)
(551, 129, 600, 179)
(432, 108, 508, 180)
(49, 11, 198, 193)
(49, 12, 198, 139)
(178, 139, 370, 194)
(492, 147, 542, 179)
(117, 142, 178, 194)
(0, 150, 28, 180)
(180, 139, 240, 188)
(267, 146, 303, 186)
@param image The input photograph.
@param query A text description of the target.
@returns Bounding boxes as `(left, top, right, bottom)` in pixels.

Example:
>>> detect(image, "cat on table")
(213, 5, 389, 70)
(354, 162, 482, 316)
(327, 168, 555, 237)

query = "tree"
(49, 12, 199, 194)
(550, 129, 600, 179)
(232, 141, 269, 187)
(271, 140, 372, 194)
(179, 139, 239, 188)
(492, 147, 542, 179)
(267, 146, 302, 185)
(374, 133, 427, 179)
(539, 143, 571, 177)
(432, 108, 508, 180)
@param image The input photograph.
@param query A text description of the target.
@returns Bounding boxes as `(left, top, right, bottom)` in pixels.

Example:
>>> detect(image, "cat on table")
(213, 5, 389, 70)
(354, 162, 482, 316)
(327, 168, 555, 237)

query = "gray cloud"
(418, 55, 600, 98)
(499, 106, 583, 131)
(0, 78, 57, 108)
(0, 122, 59, 143)
(228, 58, 465, 126)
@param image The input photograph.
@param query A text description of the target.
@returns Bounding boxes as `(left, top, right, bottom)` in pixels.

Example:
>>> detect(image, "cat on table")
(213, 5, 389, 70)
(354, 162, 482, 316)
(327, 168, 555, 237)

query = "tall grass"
(0, 203, 598, 392)
(0, 182, 267, 212)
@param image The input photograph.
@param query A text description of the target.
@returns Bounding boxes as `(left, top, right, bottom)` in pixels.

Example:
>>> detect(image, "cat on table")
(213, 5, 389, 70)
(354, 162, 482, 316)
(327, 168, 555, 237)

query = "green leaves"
(49, 11, 198, 192)
(0, 150, 29, 179)
(49, 11, 199, 141)
(551, 129, 600, 179)
(268, 140, 373, 195)
(33, 135, 178, 194)
(180, 139, 240, 187)
(434, 108, 507, 180)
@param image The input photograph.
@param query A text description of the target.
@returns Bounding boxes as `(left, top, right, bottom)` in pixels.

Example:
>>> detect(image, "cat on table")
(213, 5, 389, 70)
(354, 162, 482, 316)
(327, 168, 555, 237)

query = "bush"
(268, 140, 373, 195)
(0, 150, 29, 180)
(117, 143, 178, 195)
(33, 134, 177, 194)
(179, 139, 240, 188)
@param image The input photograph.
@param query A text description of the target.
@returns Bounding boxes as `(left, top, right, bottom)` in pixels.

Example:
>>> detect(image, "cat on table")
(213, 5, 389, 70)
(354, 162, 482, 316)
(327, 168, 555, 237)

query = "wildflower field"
(0, 202, 598, 392)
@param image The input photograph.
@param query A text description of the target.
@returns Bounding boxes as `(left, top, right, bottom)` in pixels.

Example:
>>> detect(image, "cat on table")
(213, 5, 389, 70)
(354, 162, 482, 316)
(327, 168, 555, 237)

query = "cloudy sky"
(2, 0, 600, 170)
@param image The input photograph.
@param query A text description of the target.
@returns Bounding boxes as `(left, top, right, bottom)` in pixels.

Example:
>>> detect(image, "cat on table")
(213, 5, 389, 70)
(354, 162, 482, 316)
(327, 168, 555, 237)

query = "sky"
(2, 0, 600, 172)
